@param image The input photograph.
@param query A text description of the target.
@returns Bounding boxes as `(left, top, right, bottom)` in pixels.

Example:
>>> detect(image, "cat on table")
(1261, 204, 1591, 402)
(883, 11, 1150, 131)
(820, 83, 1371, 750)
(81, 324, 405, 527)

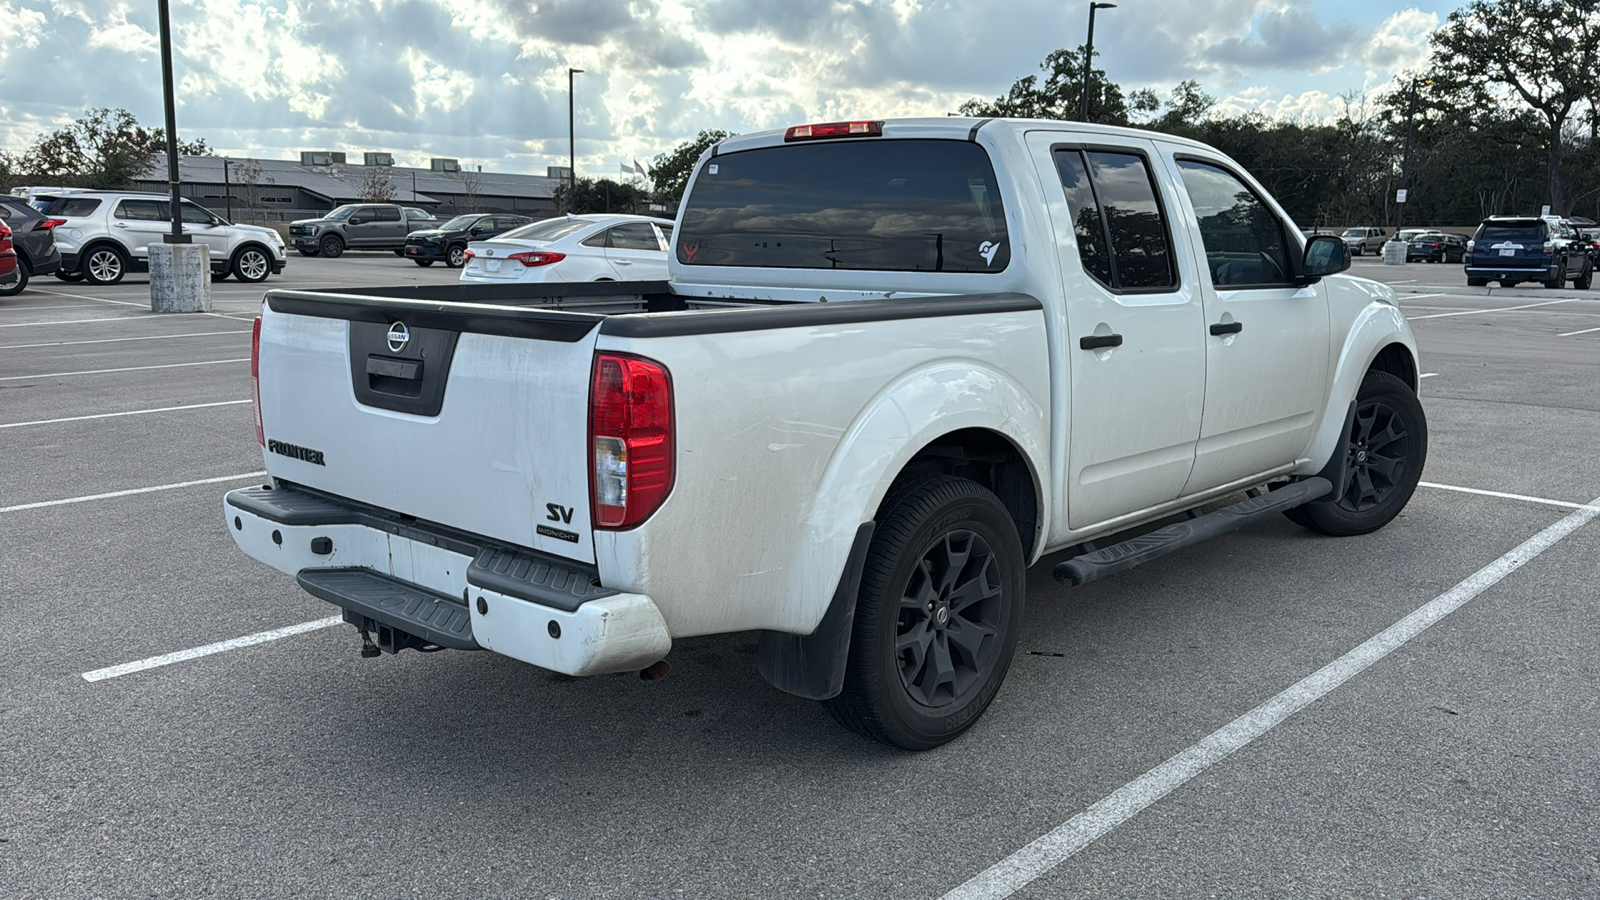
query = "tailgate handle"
(367, 356, 422, 380)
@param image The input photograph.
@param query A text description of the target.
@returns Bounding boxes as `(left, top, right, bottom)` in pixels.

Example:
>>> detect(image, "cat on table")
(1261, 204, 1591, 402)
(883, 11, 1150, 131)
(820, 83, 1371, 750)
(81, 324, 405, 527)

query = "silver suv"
(1339, 226, 1388, 256)
(41, 191, 287, 285)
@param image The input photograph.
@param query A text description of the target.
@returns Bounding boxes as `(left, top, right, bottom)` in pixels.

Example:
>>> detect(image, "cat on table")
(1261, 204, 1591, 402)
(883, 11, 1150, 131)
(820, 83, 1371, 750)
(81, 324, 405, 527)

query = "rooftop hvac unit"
(430, 158, 461, 173)
(300, 151, 334, 166)
(363, 152, 394, 167)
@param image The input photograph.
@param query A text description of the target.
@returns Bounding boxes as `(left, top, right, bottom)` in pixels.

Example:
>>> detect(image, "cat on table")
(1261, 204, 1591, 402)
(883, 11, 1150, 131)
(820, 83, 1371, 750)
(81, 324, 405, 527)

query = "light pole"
(1079, 2, 1117, 123)
(1396, 75, 1430, 232)
(568, 67, 584, 211)
(156, 0, 188, 245)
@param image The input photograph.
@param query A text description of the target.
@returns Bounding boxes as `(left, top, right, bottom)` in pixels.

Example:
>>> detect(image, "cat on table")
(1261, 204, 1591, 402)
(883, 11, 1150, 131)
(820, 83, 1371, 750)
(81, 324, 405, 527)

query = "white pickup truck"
(226, 118, 1425, 750)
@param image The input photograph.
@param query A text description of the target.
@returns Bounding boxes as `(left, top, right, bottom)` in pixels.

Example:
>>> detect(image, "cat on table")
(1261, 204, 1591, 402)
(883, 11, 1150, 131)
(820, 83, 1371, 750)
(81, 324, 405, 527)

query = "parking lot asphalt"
(2, 253, 1598, 898)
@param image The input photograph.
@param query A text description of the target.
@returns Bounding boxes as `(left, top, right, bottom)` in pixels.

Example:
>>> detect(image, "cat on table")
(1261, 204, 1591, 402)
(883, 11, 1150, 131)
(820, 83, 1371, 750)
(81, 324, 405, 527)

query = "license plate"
(485, 259, 502, 273)
(1498, 247, 1515, 256)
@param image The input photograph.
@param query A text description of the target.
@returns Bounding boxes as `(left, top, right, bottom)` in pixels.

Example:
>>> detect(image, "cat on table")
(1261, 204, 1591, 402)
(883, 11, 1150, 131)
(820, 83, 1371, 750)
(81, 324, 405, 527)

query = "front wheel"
(824, 476, 1025, 750)
(319, 235, 344, 259)
(232, 247, 272, 283)
(446, 245, 467, 268)
(1286, 370, 1427, 537)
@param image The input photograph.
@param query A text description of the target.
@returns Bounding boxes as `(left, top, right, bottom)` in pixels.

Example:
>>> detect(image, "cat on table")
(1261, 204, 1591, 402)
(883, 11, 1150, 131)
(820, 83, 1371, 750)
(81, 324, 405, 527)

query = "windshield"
(500, 217, 594, 243)
(325, 205, 358, 220)
(676, 139, 1010, 272)
(438, 215, 481, 231)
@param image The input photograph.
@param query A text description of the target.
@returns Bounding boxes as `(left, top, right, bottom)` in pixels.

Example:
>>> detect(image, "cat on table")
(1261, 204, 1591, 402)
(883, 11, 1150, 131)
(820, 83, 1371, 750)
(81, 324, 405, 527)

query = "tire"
(0, 261, 27, 296)
(446, 245, 467, 268)
(83, 245, 128, 285)
(211, 270, 230, 282)
(413, 259, 434, 267)
(1577, 264, 1594, 290)
(1544, 264, 1563, 289)
(392, 249, 405, 257)
(297, 248, 319, 258)
(232, 247, 272, 283)
(318, 235, 344, 259)
(1467, 277, 1488, 287)
(56, 269, 85, 282)
(823, 476, 1026, 750)
(1351, 245, 1362, 256)
(1285, 370, 1427, 537)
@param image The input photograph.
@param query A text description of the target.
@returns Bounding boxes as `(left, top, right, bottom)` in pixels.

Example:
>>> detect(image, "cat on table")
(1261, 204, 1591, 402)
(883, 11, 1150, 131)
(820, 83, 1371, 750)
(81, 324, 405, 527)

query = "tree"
(553, 177, 648, 214)
(12, 107, 211, 190)
(452, 168, 484, 212)
(959, 47, 1147, 125)
(357, 164, 397, 202)
(648, 129, 735, 202)
(1427, 0, 1600, 213)
(231, 159, 273, 222)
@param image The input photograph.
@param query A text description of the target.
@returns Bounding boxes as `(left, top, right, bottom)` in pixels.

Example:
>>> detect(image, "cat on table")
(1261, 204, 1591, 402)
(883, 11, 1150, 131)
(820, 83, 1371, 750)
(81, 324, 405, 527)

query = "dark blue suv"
(1465, 216, 1592, 289)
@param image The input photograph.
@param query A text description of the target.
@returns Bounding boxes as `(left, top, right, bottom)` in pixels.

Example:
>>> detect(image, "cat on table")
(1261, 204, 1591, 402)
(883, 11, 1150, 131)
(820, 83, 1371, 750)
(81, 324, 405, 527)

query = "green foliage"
(649, 129, 735, 202)
(959, 47, 1137, 125)
(554, 176, 649, 214)
(10, 107, 213, 190)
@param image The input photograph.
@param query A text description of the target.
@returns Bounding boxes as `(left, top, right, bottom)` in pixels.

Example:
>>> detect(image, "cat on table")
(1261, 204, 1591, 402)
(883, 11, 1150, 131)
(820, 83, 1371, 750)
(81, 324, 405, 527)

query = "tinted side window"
(656, 223, 673, 243)
(375, 207, 402, 222)
(178, 201, 214, 224)
(580, 230, 609, 248)
(1177, 160, 1291, 288)
(47, 197, 101, 217)
(609, 223, 662, 251)
(1053, 151, 1111, 286)
(676, 139, 1009, 272)
(1053, 149, 1175, 290)
(115, 199, 167, 221)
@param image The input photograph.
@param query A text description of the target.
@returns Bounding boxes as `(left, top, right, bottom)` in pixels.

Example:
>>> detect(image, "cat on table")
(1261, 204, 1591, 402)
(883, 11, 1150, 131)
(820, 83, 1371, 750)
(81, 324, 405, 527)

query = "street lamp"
(1396, 75, 1431, 232)
(156, 0, 188, 245)
(1079, 2, 1117, 123)
(568, 67, 584, 210)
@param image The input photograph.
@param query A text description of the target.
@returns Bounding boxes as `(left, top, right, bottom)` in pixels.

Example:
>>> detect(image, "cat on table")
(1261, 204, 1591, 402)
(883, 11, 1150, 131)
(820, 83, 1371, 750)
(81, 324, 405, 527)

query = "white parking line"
(1419, 372, 1438, 379)
(1558, 325, 1600, 336)
(0, 358, 250, 382)
(0, 399, 251, 429)
(1420, 481, 1600, 512)
(944, 495, 1600, 900)
(0, 329, 249, 350)
(0, 303, 103, 313)
(82, 617, 344, 682)
(0, 314, 160, 328)
(0, 471, 266, 514)
(1407, 298, 1578, 320)
(29, 288, 147, 307)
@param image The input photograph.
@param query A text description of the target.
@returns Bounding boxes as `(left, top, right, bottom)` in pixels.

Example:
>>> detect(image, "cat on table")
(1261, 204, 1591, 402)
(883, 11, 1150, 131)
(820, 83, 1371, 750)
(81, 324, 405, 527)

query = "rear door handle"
(1209, 321, 1243, 336)
(1079, 334, 1123, 350)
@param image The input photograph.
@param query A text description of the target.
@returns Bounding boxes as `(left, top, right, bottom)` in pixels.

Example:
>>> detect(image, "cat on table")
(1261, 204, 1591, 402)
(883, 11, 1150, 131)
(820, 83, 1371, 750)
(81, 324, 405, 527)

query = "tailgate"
(255, 290, 605, 563)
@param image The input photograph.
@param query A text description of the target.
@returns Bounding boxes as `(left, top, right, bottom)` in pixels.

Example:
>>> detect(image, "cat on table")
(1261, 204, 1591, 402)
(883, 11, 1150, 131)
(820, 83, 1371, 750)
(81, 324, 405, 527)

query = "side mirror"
(1302, 234, 1350, 280)
(349, 216, 367, 226)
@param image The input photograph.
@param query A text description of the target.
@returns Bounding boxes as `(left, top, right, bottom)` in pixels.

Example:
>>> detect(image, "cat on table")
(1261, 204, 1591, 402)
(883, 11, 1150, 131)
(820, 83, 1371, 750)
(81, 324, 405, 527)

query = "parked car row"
(0, 195, 64, 296)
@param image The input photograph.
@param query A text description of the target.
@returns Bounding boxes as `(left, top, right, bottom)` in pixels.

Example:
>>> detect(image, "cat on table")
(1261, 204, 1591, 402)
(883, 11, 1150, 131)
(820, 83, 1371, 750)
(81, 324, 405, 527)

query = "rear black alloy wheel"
(447, 245, 467, 268)
(1286, 370, 1427, 536)
(825, 475, 1025, 750)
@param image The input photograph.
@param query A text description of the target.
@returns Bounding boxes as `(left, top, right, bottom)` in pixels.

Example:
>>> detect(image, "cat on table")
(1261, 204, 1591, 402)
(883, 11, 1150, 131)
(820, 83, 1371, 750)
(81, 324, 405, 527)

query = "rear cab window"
(676, 139, 1010, 272)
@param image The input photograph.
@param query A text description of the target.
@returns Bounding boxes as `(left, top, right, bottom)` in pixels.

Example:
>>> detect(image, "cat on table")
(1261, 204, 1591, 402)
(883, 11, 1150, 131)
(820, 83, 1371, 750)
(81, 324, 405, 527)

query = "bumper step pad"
(297, 567, 479, 650)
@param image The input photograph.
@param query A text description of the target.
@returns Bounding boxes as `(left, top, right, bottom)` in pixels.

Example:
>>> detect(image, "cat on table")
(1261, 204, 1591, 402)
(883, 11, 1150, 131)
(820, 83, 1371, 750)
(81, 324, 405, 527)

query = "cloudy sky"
(0, 0, 1459, 178)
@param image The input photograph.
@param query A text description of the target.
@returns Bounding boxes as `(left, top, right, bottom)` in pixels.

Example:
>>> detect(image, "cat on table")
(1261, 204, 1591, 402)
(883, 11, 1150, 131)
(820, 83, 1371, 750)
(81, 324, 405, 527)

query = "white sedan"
(459, 214, 674, 283)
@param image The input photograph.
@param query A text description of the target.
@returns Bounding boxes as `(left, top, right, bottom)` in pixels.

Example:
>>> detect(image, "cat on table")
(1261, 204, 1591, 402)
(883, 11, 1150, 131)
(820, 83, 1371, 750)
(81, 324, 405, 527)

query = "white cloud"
(1360, 8, 1439, 75)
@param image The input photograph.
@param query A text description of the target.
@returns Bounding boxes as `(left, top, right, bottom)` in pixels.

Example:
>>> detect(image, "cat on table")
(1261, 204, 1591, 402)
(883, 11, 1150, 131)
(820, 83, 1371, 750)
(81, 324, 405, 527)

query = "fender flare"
(1294, 302, 1417, 477)
(758, 361, 1049, 699)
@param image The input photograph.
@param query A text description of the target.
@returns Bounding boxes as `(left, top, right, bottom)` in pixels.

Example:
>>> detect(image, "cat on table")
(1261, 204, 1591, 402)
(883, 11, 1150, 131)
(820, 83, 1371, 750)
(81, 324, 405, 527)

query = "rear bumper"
(1464, 263, 1557, 280)
(224, 483, 670, 675)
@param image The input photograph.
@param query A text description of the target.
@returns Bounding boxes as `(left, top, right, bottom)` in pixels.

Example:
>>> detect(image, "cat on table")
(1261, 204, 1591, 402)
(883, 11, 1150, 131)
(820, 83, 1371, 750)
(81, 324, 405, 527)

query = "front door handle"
(1209, 321, 1243, 336)
(1079, 334, 1123, 350)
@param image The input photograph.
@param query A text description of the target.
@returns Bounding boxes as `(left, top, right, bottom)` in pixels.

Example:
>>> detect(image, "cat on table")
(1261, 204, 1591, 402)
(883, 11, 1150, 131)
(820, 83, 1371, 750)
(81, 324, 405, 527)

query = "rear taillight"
(0, 226, 10, 253)
(1466, 240, 1475, 252)
(40, 218, 66, 230)
(785, 120, 884, 141)
(508, 250, 565, 267)
(1543, 241, 1555, 254)
(589, 353, 674, 529)
(251, 316, 264, 446)
(462, 250, 474, 262)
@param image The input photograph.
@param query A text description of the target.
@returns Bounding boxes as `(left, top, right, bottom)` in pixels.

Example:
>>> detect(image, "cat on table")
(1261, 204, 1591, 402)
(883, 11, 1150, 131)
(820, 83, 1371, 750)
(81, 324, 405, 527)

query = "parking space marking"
(0, 314, 162, 328)
(1558, 325, 1600, 336)
(0, 399, 251, 430)
(0, 358, 250, 382)
(82, 617, 344, 682)
(1407, 298, 1579, 320)
(1419, 372, 1438, 379)
(0, 471, 266, 514)
(0, 329, 250, 350)
(944, 496, 1600, 900)
(1420, 481, 1600, 512)
(29, 288, 147, 308)
(0, 303, 104, 313)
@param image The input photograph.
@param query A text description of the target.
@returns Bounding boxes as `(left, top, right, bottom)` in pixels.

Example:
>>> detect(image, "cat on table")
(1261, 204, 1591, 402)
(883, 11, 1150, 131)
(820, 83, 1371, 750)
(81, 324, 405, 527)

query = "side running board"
(1053, 477, 1332, 587)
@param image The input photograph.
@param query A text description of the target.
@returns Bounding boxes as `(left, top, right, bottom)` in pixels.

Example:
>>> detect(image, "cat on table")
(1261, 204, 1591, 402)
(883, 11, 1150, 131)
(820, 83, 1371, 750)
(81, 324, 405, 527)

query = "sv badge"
(546, 503, 574, 524)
